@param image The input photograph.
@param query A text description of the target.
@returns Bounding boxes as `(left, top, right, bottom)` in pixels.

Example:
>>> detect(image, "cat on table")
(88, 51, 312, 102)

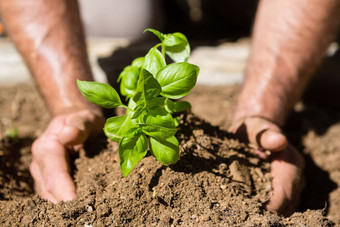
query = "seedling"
(5, 127, 19, 143)
(77, 29, 199, 177)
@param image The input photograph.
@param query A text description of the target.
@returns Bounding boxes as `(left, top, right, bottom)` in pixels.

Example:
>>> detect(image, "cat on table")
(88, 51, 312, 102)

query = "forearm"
(234, 0, 340, 126)
(0, 0, 98, 116)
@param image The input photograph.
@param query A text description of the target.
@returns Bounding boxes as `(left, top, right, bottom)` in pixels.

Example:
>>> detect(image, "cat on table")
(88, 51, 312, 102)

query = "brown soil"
(0, 83, 339, 226)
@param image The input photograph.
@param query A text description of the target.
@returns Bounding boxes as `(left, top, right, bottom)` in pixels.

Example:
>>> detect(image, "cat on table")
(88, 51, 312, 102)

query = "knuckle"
(32, 137, 62, 158)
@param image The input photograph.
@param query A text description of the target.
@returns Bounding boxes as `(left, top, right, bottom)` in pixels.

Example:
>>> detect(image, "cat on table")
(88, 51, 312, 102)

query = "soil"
(0, 83, 339, 226)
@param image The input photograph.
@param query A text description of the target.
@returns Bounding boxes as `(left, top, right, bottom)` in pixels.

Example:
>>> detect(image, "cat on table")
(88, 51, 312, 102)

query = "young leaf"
(132, 69, 161, 104)
(131, 57, 145, 68)
(166, 99, 191, 113)
(149, 136, 179, 165)
(164, 33, 190, 62)
(139, 111, 177, 140)
(143, 46, 166, 77)
(104, 113, 137, 142)
(163, 32, 188, 47)
(119, 129, 148, 177)
(131, 97, 165, 119)
(147, 96, 166, 109)
(155, 62, 199, 99)
(127, 98, 137, 111)
(131, 105, 145, 119)
(118, 66, 140, 97)
(77, 80, 124, 108)
(144, 28, 165, 42)
(104, 115, 127, 142)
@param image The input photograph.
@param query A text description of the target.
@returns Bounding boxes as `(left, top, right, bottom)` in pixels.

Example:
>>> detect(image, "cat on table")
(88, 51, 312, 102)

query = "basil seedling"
(77, 29, 199, 177)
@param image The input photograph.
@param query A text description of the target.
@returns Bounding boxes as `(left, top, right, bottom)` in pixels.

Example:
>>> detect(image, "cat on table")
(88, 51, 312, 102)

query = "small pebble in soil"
(265, 183, 272, 191)
(86, 205, 93, 212)
(96, 203, 111, 217)
(220, 184, 227, 190)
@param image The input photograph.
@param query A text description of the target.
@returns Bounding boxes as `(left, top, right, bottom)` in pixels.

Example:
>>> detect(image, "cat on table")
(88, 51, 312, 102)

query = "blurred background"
(0, 0, 258, 86)
(1, 0, 340, 108)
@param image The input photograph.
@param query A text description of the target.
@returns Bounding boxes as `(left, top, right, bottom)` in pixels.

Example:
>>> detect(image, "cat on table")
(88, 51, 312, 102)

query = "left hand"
(229, 116, 305, 216)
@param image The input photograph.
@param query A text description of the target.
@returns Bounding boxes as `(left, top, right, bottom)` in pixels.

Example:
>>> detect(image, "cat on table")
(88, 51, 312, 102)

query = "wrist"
(233, 111, 285, 127)
(233, 99, 286, 127)
(233, 83, 288, 127)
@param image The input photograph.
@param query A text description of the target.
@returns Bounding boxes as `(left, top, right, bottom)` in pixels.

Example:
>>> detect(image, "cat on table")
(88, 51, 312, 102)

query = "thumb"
(58, 114, 91, 147)
(256, 128, 288, 152)
(231, 117, 288, 154)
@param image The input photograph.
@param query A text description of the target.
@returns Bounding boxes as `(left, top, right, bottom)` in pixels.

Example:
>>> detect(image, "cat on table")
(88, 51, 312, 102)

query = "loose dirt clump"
(0, 84, 337, 226)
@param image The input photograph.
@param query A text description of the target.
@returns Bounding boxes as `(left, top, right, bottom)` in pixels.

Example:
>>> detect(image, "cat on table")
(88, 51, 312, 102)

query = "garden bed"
(0, 83, 339, 226)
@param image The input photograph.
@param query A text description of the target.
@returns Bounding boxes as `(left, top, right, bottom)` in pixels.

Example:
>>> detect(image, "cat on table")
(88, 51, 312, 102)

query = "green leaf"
(5, 127, 19, 142)
(77, 80, 123, 108)
(173, 101, 191, 112)
(131, 105, 145, 119)
(144, 28, 165, 42)
(127, 98, 137, 111)
(139, 111, 177, 140)
(131, 57, 145, 68)
(166, 99, 191, 113)
(133, 69, 161, 103)
(147, 97, 166, 109)
(164, 33, 190, 62)
(118, 66, 140, 97)
(143, 46, 166, 77)
(174, 116, 180, 127)
(104, 113, 137, 142)
(131, 97, 165, 119)
(149, 136, 179, 165)
(155, 62, 199, 99)
(119, 129, 148, 177)
(163, 33, 187, 47)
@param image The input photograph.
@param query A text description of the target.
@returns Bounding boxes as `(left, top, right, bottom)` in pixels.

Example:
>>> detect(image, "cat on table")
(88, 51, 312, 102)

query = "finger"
(265, 161, 292, 215)
(58, 113, 91, 147)
(58, 125, 89, 147)
(257, 129, 288, 152)
(32, 138, 76, 202)
(30, 161, 58, 203)
(234, 117, 288, 152)
(265, 145, 305, 216)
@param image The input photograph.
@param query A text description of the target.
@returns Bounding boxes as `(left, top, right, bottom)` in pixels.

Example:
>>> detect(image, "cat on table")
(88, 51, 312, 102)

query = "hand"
(29, 108, 105, 203)
(229, 117, 305, 216)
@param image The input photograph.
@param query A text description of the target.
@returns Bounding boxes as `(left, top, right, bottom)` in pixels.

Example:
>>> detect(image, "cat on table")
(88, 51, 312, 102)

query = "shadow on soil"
(148, 113, 263, 197)
(96, 27, 340, 216)
(288, 50, 340, 213)
(287, 107, 339, 214)
(0, 137, 35, 199)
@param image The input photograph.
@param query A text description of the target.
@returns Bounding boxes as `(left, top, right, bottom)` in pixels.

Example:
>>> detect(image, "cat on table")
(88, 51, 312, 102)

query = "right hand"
(29, 108, 105, 203)
(229, 117, 305, 216)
